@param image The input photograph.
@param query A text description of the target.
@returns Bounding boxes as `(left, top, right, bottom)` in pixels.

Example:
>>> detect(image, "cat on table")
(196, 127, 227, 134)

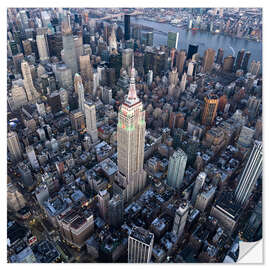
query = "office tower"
(47, 33, 63, 58)
(18, 162, 34, 187)
(201, 94, 219, 126)
(128, 226, 154, 263)
(195, 185, 216, 212)
(176, 50, 186, 74)
(13, 53, 24, 74)
(187, 44, 198, 60)
(11, 84, 28, 108)
(116, 60, 147, 203)
(122, 48, 134, 71)
(191, 172, 207, 204)
(48, 91, 62, 113)
(102, 86, 112, 104)
(83, 44, 92, 56)
(235, 49, 245, 71)
(144, 32, 154, 46)
(249, 60, 261, 76)
(236, 126, 255, 149)
(21, 60, 39, 101)
(59, 88, 69, 110)
(56, 64, 72, 90)
(167, 148, 187, 189)
(222, 56, 235, 73)
(92, 72, 99, 96)
(19, 10, 29, 29)
(202, 48, 216, 73)
(36, 34, 49, 62)
(132, 25, 141, 41)
(187, 61, 194, 76)
(62, 21, 78, 76)
(22, 39, 32, 56)
(41, 10, 51, 27)
(98, 189, 110, 221)
(124, 14, 130, 40)
(108, 194, 123, 227)
(70, 109, 85, 131)
(147, 70, 153, 86)
(59, 208, 94, 249)
(74, 34, 83, 65)
(235, 141, 262, 206)
(74, 72, 83, 94)
(170, 48, 177, 68)
(169, 67, 179, 85)
(248, 96, 261, 114)
(153, 51, 166, 76)
(36, 102, 46, 116)
(7, 183, 26, 211)
(180, 72, 187, 92)
(134, 51, 144, 77)
(109, 53, 122, 80)
(216, 48, 224, 64)
(26, 145, 39, 170)
(109, 26, 118, 54)
(241, 51, 251, 72)
(74, 73, 85, 112)
(167, 32, 179, 49)
(7, 131, 22, 162)
(9, 40, 19, 56)
(172, 201, 189, 239)
(84, 100, 99, 144)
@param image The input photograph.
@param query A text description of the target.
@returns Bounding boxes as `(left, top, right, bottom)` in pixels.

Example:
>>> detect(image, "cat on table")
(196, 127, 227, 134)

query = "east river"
(131, 17, 262, 64)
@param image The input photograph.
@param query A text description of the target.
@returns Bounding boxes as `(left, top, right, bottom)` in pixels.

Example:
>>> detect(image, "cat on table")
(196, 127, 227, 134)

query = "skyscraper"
(108, 194, 123, 227)
(201, 94, 219, 126)
(36, 34, 49, 62)
(122, 48, 133, 71)
(176, 50, 186, 75)
(74, 73, 85, 113)
(187, 61, 194, 76)
(235, 141, 262, 206)
(180, 72, 187, 92)
(84, 100, 98, 144)
(191, 172, 207, 204)
(202, 48, 216, 73)
(216, 48, 224, 64)
(187, 44, 198, 60)
(241, 51, 251, 72)
(172, 201, 189, 239)
(26, 145, 40, 170)
(21, 60, 39, 101)
(62, 21, 78, 76)
(235, 49, 245, 71)
(124, 14, 130, 41)
(128, 226, 154, 263)
(116, 59, 146, 203)
(167, 148, 187, 189)
(7, 131, 22, 162)
(109, 26, 118, 54)
(167, 32, 179, 50)
(222, 55, 235, 73)
(98, 189, 110, 221)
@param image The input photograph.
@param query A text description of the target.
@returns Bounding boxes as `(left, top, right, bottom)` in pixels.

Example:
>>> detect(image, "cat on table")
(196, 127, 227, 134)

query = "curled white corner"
(237, 239, 263, 263)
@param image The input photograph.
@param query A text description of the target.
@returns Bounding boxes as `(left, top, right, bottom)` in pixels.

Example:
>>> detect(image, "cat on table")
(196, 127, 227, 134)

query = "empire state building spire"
(126, 56, 138, 103)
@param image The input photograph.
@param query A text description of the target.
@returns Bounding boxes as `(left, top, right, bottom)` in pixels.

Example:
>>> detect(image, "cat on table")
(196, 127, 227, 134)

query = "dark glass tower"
(235, 49, 245, 71)
(241, 51, 251, 72)
(124, 14, 130, 41)
(187, 44, 198, 60)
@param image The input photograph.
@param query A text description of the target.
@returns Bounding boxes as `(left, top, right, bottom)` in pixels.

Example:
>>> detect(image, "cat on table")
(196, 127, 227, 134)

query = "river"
(131, 17, 262, 63)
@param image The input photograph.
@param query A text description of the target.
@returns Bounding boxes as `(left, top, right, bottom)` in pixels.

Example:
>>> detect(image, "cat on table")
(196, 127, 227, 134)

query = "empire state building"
(114, 59, 147, 203)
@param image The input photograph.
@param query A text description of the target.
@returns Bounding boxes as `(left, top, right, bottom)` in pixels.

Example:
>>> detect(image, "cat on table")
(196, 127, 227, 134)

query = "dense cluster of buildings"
(7, 7, 262, 263)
